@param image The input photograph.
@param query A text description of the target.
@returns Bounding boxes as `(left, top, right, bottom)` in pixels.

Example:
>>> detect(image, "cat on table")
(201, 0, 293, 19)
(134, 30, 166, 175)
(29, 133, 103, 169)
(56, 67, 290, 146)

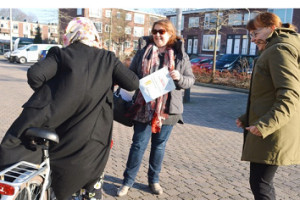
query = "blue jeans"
(122, 122, 173, 187)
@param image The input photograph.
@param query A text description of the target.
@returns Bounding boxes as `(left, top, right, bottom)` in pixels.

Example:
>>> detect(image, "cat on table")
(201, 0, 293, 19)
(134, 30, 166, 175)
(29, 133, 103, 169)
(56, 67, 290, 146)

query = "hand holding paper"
(139, 68, 176, 103)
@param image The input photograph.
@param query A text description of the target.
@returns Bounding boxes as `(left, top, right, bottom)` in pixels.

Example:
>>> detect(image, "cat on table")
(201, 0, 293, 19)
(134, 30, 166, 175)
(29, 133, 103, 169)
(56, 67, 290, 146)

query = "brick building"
(0, 16, 59, 54)
(58, 8, 165, 57)
(165, 8, 300, 57)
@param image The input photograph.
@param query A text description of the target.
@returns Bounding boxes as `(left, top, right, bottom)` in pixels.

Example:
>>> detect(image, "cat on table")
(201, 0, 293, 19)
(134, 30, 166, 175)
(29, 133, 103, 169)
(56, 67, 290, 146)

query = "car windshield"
(200, 59, 212, 64)
(218, 54, 239, 62)
(18, 46, 29, 50)
(190, 58, 201, 63)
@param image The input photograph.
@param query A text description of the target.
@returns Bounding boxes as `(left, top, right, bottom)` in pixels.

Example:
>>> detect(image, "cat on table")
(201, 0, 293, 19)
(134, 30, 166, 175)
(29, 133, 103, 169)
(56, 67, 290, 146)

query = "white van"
(10, 44, 62, 64)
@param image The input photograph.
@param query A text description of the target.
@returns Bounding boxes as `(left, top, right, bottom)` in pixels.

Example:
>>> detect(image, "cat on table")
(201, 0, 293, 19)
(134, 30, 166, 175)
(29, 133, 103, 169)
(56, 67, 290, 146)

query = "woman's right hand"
(236, 119, 244, 128)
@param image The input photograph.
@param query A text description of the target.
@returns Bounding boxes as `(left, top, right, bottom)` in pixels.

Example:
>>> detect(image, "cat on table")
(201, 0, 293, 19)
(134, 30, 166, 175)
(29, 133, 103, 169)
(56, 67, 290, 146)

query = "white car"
(10, 44, 62, 64)
(4, 51, 10, 60)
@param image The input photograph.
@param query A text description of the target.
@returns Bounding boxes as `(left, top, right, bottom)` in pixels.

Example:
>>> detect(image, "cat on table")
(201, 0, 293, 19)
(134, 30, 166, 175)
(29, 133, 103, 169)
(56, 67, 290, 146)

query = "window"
(134, 13, 145, 24)
(134, 27, 144, 37)
(228, 14, 242, 26)
(226, 38, 233, 54)
(268, 8, 293, 23)
(117, 12, 121, 19)
(77, 8, 82, 15)
(117, 26, 122, 33)
(187, 37, 198, 54)
(133, 40, 138, 50)
(105, 10, 111, 18)
(2, 22, 8, 28)
(94, 22, 102, 33)
(105, 25, 111, 32)
(187, 39, 192, 54)
(188, 17, 199, 28)
(126, 13, 132, 21)
(233, 36, 241, 54)
(124, 41, 130, 48)
(204, 12, 223, 29)
(89, 8, 102, 18)
(243, 13, 258, 25)
(125, 27, 131, 34)
(13, 23, 18, 33)
(249, 42, 256, 55)
(170, 16, 184, 30)
(28, 45, 38, 51)
(202, 34, 221, 51)
(241, 35, 249, 55)
(193, 39, 198, 54)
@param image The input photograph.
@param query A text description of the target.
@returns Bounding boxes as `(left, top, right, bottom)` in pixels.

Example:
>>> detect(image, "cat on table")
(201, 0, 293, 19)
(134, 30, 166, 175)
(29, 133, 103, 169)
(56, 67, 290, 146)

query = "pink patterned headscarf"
(63, 17, 102, 49)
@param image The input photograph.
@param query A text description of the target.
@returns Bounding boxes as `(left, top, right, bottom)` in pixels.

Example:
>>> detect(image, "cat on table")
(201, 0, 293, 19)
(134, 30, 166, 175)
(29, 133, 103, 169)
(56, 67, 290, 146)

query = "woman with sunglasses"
(117, 19, 195, 197)
(236, 12, 300, 199)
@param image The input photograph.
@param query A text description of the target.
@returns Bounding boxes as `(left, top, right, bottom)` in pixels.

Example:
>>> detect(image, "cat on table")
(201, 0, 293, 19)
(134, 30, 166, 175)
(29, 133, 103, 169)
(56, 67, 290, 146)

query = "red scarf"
(128, 44, 175, 133)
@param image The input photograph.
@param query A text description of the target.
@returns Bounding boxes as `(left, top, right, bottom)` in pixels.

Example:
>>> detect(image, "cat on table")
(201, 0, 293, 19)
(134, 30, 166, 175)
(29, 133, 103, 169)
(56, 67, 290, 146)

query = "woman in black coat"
(0, 17, 139, 199)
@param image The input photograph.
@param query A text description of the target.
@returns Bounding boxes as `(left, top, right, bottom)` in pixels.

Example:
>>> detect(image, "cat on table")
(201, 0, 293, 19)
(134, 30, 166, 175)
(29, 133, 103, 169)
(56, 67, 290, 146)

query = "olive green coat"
(239, 28, 300, 166)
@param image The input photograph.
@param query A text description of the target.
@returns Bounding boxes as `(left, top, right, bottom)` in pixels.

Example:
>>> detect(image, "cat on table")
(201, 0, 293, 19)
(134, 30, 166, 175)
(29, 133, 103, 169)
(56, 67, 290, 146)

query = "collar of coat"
(264, 27, 300, 55)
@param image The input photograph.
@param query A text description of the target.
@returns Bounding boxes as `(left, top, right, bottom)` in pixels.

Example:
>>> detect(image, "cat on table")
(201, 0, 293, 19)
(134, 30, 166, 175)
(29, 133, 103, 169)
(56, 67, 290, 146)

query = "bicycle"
(0, 127, 59, 200)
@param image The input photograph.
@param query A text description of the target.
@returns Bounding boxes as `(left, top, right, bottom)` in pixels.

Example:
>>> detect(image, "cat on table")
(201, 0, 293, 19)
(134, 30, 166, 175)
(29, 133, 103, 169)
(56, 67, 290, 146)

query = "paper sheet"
(139, 67, 176, 103)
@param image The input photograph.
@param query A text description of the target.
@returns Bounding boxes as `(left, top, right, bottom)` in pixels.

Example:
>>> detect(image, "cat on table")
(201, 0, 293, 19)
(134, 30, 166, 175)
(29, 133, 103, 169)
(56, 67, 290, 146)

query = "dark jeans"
(250, 162, 279, 200)
(122, 122, 173, 187)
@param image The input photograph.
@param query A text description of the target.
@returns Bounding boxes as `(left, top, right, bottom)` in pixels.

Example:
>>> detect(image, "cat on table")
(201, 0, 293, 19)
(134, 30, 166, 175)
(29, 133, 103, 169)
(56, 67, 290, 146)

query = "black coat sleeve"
(27, 47, 61, 90)
(112, 53, 139, 91)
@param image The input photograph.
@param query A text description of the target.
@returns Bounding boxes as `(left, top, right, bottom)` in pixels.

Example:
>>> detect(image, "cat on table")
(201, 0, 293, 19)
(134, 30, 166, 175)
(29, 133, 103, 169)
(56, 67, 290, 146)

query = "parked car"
(4, 51, 11, 60)
(10, 44, 62, 64)
(215, 54, 257, 73)
(190, 56, 212, 67)
(191, 58, 213, 73)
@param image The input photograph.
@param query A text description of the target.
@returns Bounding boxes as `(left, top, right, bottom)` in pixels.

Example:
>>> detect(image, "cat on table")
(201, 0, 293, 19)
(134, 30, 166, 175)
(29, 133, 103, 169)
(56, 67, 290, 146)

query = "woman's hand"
(235, 119, 244, 128)
(170, 70, 181, 81)
(246, 126, 262, 137)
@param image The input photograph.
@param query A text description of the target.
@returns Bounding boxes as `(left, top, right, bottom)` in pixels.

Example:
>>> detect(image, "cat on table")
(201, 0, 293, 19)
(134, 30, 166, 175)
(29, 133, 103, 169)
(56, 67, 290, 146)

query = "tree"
(33, 25, 43, 44)
(193, 9, 242, 82)
(102, 9, 131, 57)
(57, 9, 76, 45)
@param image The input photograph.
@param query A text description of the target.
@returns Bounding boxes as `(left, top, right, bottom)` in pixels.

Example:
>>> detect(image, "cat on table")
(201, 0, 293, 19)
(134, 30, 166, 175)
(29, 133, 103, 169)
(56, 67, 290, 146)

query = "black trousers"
(250, 162, 279, 200)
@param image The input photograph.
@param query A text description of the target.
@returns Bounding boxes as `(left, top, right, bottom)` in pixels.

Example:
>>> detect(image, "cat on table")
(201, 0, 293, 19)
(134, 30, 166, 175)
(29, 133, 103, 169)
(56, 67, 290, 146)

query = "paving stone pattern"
(0, 58, 299, 200)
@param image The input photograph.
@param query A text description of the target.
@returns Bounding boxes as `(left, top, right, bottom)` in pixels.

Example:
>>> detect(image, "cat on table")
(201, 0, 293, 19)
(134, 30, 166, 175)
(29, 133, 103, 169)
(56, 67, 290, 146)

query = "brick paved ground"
(0, 57, 299, 200)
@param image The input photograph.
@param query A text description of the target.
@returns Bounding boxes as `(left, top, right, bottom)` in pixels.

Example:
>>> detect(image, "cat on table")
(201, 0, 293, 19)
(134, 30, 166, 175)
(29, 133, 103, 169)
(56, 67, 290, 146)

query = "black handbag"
(113, 87, 134, 127)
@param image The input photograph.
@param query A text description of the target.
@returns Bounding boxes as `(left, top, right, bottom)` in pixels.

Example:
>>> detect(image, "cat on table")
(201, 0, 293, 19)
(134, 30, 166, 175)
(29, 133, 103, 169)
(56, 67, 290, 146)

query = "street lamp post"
(245, 8, 250, 55)
(176, 8, 190, 103)
(10, 8, 13, 52)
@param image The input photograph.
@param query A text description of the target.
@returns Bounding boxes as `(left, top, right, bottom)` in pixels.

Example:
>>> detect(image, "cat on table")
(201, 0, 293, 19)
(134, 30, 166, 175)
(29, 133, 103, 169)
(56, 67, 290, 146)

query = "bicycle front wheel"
(13, 176, 48, 200)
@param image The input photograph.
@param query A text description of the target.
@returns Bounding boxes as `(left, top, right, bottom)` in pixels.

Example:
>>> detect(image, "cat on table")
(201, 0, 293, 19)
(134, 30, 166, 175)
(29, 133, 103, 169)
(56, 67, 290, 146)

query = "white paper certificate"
(139, 67, 176, 103)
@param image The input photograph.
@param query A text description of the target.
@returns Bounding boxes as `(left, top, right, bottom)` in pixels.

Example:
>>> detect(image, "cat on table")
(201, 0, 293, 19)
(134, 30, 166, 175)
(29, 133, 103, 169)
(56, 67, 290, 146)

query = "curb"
(194, 82, 249, 94)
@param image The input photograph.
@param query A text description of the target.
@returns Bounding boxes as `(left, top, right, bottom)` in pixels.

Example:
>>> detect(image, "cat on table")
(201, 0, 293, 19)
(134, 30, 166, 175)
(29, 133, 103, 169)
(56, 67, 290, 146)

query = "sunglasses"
(152, 29, 166, 35)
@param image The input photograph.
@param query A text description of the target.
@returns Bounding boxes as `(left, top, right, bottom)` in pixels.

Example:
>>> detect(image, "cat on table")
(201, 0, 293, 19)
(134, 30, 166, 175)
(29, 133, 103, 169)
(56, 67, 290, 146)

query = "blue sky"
(20, 8, 58, 24)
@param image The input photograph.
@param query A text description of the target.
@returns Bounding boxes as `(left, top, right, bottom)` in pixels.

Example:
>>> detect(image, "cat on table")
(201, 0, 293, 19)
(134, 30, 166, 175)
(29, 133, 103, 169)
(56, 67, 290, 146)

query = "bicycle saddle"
(24, 127, 59, 144)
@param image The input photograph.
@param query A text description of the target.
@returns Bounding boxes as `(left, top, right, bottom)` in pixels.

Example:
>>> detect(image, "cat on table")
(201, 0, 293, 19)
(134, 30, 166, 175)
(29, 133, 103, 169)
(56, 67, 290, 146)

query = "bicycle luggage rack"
(0, 161, 46, 185)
